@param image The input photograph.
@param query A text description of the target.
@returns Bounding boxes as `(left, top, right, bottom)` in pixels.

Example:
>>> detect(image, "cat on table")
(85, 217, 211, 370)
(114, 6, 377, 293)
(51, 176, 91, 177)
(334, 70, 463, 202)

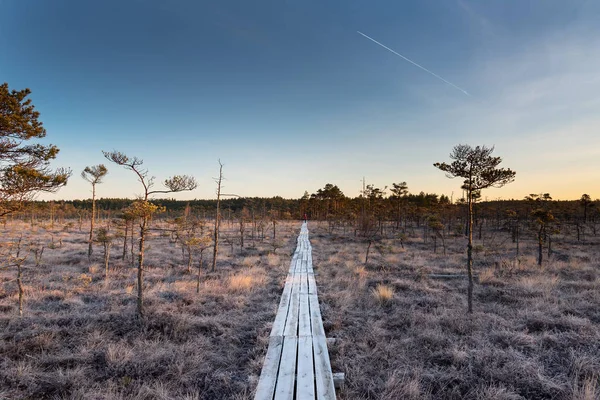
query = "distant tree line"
(11, 191, 598, 230)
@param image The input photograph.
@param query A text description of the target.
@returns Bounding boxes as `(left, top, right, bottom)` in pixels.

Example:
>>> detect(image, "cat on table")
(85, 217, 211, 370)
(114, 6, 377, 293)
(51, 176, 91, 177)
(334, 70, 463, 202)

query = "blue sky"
(1, 0, 599, 200)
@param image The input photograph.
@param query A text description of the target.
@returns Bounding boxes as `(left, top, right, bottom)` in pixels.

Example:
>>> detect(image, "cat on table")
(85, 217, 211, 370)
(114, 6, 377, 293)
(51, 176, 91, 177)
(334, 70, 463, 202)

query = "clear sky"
(1, 0, 599, 201)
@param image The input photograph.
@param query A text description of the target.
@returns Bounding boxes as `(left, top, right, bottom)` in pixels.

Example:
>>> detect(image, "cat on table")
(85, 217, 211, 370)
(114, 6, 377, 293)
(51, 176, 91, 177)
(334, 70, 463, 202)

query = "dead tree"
(211, 160, 223, 272)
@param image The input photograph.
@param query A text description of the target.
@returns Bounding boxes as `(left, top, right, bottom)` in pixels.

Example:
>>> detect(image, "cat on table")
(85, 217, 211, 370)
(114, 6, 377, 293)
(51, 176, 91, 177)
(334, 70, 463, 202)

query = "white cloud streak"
(357, 30, 471, 96)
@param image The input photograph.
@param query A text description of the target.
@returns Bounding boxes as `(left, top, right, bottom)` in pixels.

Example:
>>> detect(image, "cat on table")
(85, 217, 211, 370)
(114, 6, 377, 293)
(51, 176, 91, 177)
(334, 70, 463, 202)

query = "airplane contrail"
(357, 31, 470, 96)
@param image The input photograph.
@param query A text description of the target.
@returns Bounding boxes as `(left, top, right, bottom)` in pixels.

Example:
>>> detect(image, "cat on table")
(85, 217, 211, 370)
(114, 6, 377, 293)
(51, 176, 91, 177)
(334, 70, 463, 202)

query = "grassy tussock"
(264, 253, 280, 267)
(372, 284, 394, 304)
(88, 263, 100, 274)
(241, 255, 260, 268)
(572, 377, 598, 400)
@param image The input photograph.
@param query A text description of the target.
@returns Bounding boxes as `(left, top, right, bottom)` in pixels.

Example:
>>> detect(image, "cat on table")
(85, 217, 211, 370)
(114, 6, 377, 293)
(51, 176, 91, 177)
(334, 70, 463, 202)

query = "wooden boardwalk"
(255, 222, 336, 400)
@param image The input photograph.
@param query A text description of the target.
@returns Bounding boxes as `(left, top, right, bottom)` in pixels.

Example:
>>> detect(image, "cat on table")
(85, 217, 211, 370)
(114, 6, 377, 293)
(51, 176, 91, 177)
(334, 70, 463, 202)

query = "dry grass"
(354, 265, 368, 280)
(0, 218, 300, 399)
(241, 255, 260, 268)
(264, 253, 280, 267)
(372, 284, 394, 305)
(2, 218, 600, 399)
(228, 270, 265, 292)
(478, 267, 496, 284)
(309, 222, 600, 400)
(88, 263, 100, 274)
(572, 377, 598, 400)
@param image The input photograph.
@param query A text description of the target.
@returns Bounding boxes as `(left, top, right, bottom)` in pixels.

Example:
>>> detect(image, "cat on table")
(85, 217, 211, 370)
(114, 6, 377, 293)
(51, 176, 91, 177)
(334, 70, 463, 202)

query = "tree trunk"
(88, 184, 96, 259)
(130, 221, 135, 267)
(441, 233, 446, 255)
(212, 164, 223, 272)
(104, 243, 110, 279)
(17, 263, 24, 317)
(252, 209, 256, 241)
(197, 251, 204, 293)
(137, 218, 147, 318)
(516, 223, 520, 258)
(467, 190, 474, 314)
(239, 219, 244, 250)
(365, 240, 372, 264)
(122, 222, 128, 260)
(537, 225, 544, 266)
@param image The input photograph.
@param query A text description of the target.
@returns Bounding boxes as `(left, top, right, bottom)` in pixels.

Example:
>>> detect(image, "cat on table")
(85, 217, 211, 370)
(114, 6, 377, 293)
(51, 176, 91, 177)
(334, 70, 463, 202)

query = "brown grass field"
(1, 219, 599, 399)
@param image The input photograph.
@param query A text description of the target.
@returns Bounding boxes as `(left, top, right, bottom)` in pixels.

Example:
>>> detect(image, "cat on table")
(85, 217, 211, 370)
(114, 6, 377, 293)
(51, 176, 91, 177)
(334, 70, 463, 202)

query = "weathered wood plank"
(271, 285, 292, 337)
(283, 275, 300, 337)
(313, 334, 336, 400)
(271, 258, 298, 337)
(307, 273, 318, 295)
(308, 294, 325, 337)
(289, 254, 300, 273)
(274, 336, 298, 400)
(333, 372, 345, 389)
(300, 271, 308, 294)
(298, 291, 311, 337)
(254, 335, 284, 400)
(296, 336, 315, 399)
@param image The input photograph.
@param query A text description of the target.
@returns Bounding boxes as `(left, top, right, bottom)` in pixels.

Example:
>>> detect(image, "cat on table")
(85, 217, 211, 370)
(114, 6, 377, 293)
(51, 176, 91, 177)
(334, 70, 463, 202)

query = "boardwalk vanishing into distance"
(255, 222, 337, 400)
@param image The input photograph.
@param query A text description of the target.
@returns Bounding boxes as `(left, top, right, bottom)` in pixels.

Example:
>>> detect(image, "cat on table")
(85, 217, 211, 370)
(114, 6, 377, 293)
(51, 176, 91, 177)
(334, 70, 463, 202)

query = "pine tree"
(434, 144, 515, 313)
(0, 83, 70, 215)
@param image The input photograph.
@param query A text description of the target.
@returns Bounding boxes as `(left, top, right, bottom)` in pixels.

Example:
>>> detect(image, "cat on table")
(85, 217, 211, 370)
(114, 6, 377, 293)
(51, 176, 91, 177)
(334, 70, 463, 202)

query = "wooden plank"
(333, 372, 345, 389)
(300, 271, 308, 294)
(272, 241, 302, 337)
(307, 273, 318, 295)
(271, 291, 291, 337)
(271, 272, 294, 337)
(309, 292, 336, 399)
(296, 336, 315, 399)
(283, 275, 300, 337)
(254, 335, 284, 400)
(289, 254, 300, 273)
(274, 336, 298, 400)
(298, 291, 311, 337)
(307, 253, 314, 274)
(308, 294, 325, 337)
(313, 334, 336, 400)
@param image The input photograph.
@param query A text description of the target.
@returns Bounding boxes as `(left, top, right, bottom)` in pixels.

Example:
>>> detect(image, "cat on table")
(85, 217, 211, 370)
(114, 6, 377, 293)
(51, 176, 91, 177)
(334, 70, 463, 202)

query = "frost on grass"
(308, 221, 600, 400)
(0, 220, 299, 399)
(2, 218, 599, 399)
